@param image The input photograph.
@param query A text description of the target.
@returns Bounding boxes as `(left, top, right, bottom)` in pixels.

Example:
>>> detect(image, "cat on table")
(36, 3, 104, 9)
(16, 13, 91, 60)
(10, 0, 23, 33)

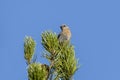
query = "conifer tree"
(24, 30, 79, 80)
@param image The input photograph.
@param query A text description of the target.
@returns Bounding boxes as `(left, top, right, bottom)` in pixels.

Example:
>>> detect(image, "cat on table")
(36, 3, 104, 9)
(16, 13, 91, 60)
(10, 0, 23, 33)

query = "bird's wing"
(58, 33, 68, 42)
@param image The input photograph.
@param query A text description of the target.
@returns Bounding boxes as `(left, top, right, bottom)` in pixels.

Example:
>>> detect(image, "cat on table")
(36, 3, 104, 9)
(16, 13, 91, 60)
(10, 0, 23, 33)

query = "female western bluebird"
(58, 24, 71, 43)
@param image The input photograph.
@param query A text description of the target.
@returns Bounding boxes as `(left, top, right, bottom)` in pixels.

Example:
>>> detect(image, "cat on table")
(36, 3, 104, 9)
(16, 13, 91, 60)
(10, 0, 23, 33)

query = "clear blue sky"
(0, 0, 120, 80)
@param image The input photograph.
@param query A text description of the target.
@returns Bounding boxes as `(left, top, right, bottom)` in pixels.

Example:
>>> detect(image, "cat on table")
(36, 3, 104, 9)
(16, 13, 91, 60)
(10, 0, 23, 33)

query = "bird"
(58, 24, 71, 43)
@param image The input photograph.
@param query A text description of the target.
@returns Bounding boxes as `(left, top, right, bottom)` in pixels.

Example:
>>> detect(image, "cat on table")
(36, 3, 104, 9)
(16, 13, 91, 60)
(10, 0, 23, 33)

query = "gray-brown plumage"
(58, 24, 71, 43)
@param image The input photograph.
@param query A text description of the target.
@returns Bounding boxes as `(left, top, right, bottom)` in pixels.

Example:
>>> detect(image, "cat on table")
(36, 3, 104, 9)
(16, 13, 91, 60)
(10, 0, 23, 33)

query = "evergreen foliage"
(24, 36, 36, 64)
(24, 31, 79, 80)
(28, 63, 49, 80)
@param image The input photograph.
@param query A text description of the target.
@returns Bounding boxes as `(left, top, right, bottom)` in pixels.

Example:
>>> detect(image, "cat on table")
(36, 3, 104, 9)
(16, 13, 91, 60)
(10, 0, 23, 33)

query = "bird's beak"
(60, 26, 63, 30)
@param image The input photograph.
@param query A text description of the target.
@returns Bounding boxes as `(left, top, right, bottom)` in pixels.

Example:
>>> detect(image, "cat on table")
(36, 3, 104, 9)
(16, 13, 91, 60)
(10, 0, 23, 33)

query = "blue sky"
(0, 0, 120, 80)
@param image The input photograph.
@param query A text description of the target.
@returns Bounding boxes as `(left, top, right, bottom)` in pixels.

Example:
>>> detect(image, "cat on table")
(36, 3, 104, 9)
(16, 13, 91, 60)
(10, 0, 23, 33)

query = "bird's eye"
(62, 25, 66, 27)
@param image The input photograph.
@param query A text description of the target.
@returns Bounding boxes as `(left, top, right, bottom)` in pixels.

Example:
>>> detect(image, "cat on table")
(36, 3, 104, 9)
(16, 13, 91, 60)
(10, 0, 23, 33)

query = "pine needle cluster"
(24, 31, 79, 80)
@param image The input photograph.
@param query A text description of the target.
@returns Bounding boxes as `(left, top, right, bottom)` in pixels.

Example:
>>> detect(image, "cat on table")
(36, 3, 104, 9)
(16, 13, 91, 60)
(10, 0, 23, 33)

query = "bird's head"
(60, 24, 69, 31)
